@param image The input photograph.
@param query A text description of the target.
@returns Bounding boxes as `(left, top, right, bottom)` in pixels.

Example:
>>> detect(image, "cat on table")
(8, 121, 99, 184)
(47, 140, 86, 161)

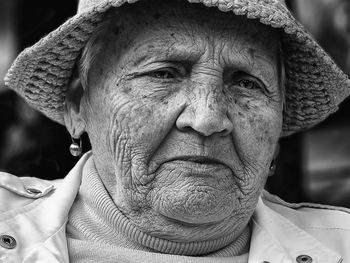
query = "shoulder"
(0, 171, 79, 262)
(0, 171, 59, 212)
(0, 152, 91, 213)
(262, 191, 350, 219)
(251, 192, 350, 261)
(261, 190, 350, 228)
(261, 190, 350, 258)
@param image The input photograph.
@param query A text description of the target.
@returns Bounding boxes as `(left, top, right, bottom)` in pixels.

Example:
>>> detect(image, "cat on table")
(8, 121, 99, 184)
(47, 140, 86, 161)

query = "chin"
(153, 185, 238, 225)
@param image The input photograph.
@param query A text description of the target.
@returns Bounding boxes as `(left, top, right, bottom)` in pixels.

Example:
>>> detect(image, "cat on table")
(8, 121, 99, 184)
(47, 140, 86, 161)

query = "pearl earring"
(69, 137, 82, 157)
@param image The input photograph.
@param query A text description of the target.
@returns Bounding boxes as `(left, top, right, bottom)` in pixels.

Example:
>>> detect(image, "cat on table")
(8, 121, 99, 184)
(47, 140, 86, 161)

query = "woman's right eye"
(148, 68, 177, 79)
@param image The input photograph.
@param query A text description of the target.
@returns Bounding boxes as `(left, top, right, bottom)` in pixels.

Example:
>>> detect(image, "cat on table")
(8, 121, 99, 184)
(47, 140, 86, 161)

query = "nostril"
(178, 125, 194, 133)
(221, 114, 234, 136)
(218, 128, 231, 137)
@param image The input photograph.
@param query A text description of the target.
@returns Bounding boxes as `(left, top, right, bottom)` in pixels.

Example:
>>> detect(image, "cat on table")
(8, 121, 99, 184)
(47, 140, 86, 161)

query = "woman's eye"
(149, 69, 176, 79)
(237, 78, 262, 90)
(226, 71, 265, 92)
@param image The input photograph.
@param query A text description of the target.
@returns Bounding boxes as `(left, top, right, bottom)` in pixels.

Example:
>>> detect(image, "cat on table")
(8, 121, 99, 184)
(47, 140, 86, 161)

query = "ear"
(64, 67, 86, 138)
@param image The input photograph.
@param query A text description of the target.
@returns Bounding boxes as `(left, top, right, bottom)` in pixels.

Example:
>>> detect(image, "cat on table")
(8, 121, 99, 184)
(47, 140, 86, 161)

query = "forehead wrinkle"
(101, 2, 280, 81)
(124, 35, 204, 67)
(152, 13, 209, 59)
(119, 6, 244, 63)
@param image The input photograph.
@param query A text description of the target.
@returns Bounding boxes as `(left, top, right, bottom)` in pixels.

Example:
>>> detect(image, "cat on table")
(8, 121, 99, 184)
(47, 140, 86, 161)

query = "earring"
(269, 159, 276, 176)
(69, 137, 82, 157)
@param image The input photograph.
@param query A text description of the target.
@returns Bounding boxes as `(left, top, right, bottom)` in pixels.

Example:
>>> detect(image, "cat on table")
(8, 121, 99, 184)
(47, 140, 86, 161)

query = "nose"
(176, 87, 233, 137)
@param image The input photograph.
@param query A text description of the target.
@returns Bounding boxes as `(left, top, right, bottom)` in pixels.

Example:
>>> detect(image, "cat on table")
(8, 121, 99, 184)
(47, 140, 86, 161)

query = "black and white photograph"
(1, 0, 350, 262)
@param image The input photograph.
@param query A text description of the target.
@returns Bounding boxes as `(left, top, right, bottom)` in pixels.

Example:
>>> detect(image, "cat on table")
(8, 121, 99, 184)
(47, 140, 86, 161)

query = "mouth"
(162, 155, 228, 168)
(148, 155, 231, 175)
(170, 156, 224, 165)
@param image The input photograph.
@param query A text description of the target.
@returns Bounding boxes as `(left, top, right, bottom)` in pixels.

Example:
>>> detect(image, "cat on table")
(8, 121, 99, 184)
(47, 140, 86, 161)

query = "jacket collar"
(250, 197, 343, 263)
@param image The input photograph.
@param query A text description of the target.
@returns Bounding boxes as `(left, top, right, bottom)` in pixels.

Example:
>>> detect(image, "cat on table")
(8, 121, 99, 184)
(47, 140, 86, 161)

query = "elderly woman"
(1, 0, 350, 262)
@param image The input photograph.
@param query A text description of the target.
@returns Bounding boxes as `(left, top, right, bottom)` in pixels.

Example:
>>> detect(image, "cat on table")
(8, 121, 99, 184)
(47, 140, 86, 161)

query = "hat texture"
(4, 0, 350, 136)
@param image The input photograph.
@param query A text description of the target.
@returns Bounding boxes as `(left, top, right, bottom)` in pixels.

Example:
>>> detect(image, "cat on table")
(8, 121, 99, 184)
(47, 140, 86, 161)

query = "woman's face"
(73, 1, 283, 242)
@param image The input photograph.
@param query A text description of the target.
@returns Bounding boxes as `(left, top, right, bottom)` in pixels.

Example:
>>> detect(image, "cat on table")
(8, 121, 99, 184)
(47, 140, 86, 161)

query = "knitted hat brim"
(4, 0, 350, 136)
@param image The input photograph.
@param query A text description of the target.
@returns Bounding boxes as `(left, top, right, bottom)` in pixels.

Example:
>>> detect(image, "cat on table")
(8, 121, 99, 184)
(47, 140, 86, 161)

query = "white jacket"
(0, 152, 349, 263)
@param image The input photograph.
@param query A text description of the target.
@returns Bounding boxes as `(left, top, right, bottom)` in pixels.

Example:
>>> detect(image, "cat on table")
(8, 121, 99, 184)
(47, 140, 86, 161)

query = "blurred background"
(0, 0, 350, 206)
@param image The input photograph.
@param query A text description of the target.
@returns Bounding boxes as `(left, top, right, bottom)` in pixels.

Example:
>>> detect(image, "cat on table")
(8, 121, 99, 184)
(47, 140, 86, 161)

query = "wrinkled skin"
(65, 1, 283, 244)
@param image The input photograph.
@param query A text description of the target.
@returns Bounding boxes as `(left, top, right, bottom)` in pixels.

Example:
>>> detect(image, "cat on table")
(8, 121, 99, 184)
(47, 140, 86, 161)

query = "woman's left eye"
(237, 79, 260, 90)
(226, 71, 265, 92)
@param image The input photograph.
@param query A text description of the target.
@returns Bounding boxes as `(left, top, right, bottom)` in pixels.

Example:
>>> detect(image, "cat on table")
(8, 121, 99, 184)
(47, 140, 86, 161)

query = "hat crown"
(77, 0, 286, 14)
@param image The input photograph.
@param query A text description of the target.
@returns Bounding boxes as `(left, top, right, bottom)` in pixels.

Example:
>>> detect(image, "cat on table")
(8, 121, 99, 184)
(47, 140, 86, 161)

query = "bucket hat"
(4, 0, 350, 136)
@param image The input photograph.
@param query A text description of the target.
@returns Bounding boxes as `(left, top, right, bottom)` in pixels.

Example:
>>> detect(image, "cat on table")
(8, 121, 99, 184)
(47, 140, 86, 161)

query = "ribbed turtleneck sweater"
(67, 157, 250, 263)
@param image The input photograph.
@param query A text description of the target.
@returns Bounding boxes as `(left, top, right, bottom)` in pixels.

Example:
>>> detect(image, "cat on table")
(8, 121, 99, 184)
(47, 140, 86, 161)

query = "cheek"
(106, 88, 186, 191)
(106, 83, 181, 160)
(228, 107, 281, 200)
(232, 102, 282, 164)
(249, 108, 281, 143)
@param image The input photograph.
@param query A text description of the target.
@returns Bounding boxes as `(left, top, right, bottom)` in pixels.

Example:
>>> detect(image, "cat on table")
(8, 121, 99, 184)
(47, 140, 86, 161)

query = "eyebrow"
(223, 46, 279, 86)
(250, 52, 279, 86)
(128, 38, 202, 66)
